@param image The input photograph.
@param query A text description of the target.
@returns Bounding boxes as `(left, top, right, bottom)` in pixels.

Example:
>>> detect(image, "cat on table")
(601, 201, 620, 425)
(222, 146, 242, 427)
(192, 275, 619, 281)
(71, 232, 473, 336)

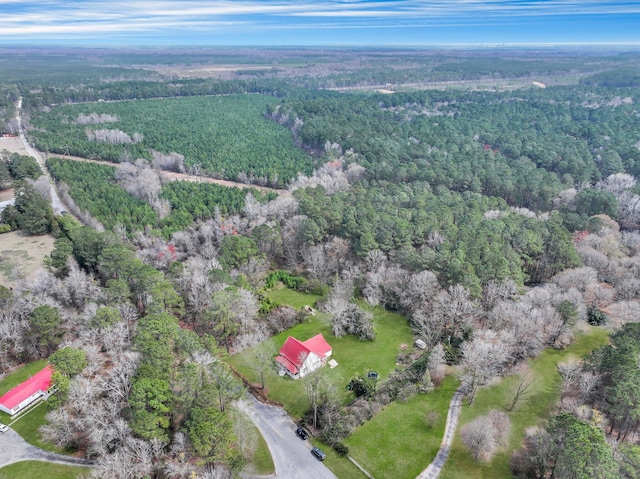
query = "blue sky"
(1, 0, 639, 46)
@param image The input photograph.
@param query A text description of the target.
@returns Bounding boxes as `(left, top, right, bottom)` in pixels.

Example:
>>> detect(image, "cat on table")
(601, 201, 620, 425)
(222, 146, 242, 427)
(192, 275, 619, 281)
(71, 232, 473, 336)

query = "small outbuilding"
(0, 365, 54, 416)
(275, 334, 332, 379)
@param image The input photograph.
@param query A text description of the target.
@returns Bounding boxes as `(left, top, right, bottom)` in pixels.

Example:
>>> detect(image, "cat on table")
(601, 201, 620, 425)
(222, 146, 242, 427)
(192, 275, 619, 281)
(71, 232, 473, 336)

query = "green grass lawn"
(439, 326, 609, 479)
(0, 461, 90, 479)
(229, 289, 414, 418)
(0, 360, 67, 454)
(267, 285, 322, 310)
(341, 375, 460, 479)
(247, 431, 275, 476)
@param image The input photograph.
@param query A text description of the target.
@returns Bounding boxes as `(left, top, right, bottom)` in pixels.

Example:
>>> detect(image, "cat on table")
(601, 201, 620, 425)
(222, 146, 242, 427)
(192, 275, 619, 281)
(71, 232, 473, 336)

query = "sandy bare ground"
(0, 231, 54, 289)
(0, 136, 29, 156)
(0, 188, 14, 202)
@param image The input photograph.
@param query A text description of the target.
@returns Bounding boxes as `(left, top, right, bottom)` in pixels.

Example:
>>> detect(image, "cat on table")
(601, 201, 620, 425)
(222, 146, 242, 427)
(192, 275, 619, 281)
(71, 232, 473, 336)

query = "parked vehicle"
(296, 427, 309, 440)
(311, 447, 326, 461)
(0, 424, 8, 433)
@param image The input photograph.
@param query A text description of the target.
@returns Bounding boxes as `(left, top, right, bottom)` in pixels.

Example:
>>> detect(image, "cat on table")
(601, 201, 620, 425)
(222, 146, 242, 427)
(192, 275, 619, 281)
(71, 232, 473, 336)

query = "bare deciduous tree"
(506, 370, 536, 411)
(151, 150, 185, 173)
(460, 330, 510, 405)
(461, 410, 511, 461)
(75, 113, 119, 125)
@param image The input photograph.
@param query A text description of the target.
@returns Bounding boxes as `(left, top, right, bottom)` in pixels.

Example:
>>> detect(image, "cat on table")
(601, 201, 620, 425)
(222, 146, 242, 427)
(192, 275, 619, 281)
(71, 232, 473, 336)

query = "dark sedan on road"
(311, 447, 327, 461)
(296, 427, 309, 440)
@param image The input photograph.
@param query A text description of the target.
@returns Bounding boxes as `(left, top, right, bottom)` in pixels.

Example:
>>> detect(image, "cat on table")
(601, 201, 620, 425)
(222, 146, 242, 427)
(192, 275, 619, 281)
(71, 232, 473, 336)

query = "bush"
(264, 306, 300, 333)
(333, 442, 349, 456)
(259, 295, 281, 315)
(587, 306, 607, 326)
(265, 270, 306, 289)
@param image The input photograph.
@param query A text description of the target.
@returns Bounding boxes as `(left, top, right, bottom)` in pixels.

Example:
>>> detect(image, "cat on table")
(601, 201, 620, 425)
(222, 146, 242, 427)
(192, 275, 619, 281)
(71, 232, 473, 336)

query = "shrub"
(333, 442, 349, 456)
(265, 270, 306, 289)
(587, 306, 607, 326)
(264, 306, 300, 333)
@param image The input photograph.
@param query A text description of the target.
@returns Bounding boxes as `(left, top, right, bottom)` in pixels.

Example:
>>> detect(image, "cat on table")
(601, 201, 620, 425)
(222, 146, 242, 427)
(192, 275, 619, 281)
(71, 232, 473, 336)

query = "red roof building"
(275, 334, 332, 379)
(0, 365, 54, 416)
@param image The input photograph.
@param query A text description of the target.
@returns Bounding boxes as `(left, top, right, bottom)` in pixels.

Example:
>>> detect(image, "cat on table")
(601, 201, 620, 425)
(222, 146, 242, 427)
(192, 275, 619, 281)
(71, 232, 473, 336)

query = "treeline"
(295, 182, 578, 294)
(0, 84, 19, 134)
(31, 95, 316, 186)
(0, 150, 42, 188)
(21, 77, 294, 110)
(580, 66, 640, 87)
(159, 182, 276, 237)
(46, 157, 273, 236)
(47, 158, 157, 232)
(276, 85, 640, 204)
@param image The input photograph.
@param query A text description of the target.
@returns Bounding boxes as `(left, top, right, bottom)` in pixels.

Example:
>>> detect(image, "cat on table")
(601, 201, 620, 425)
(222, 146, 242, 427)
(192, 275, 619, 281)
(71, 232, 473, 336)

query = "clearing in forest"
(0, 231, 54, 289)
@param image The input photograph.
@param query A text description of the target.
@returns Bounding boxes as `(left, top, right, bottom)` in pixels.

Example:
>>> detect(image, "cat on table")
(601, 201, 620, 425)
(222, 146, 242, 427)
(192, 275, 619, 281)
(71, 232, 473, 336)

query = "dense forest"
(30, 95, 316, 186)
(1, 47, 640, 479)
(45, 157, 276, 237)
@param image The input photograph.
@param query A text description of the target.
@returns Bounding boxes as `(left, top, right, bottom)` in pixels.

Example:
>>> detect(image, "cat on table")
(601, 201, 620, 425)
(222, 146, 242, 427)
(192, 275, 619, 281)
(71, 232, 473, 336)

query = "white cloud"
(1, 0, 640, 40)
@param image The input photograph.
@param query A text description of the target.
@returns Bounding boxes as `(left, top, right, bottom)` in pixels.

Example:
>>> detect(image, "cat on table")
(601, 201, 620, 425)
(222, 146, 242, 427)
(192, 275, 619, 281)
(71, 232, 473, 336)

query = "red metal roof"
(279, 336, 310, 369)
(277, 334, 332, 374)
(303, 334, 332, 357)
(275, 355, 299, 375)
(0, 365, 53, 409)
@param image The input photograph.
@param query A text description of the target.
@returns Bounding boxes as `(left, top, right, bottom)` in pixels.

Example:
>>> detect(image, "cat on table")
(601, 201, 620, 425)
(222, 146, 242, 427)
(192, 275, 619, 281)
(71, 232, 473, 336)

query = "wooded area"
(1, 47, 640, 479)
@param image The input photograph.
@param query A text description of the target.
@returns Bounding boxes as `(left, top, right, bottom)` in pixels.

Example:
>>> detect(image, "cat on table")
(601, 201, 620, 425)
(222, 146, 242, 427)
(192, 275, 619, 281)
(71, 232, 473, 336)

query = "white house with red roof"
(0, 365, 54, 416)
(275, 334, 332, 379)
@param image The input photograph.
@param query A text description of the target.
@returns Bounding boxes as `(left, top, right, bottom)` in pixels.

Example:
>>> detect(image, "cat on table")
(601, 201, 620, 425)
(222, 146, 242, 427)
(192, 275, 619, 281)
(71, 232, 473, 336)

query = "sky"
(1, 0, 640, 46)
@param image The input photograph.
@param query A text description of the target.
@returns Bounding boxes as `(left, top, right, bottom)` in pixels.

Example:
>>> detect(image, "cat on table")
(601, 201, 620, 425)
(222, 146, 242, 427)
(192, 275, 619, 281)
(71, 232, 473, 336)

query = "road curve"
(243, 395, 337, 479)
(416, 387, 464, 479)
(0, 428, 93, 469)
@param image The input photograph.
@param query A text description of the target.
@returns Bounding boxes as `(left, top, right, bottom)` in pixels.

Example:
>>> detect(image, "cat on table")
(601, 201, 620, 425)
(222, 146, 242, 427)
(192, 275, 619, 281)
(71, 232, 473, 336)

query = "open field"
(439, 326, 609, 479)
(344, 375, 460, 479)
(0, 231, 55, 289)
(0, 136, 29, 156)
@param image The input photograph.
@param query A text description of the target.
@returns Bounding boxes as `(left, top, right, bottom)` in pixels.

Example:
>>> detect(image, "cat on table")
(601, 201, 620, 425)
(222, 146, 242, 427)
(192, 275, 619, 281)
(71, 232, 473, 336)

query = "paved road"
(416, 387, 464, 479)
(0, 428, 92, 469)
(243, 396, 337, 479)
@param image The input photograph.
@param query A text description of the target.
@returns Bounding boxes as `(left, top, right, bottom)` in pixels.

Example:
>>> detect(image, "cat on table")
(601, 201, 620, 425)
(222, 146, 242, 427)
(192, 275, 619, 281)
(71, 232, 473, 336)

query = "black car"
(311, 447, 326, 461)
(296, 427, 309, 440)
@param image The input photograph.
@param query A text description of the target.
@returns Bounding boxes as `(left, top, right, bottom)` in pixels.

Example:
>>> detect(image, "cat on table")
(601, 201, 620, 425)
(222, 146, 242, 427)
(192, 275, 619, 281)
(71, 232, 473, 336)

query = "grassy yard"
(342, 375, 460, 479)
(249, 431, 275, 476)
(231, 285, 460, 479)
(439, 326, 609, 479)
(0, 360, 67, 454)
(267, 285, 322, 310)
(0, 461, 90, 479)
(229, 288, 414, 418)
